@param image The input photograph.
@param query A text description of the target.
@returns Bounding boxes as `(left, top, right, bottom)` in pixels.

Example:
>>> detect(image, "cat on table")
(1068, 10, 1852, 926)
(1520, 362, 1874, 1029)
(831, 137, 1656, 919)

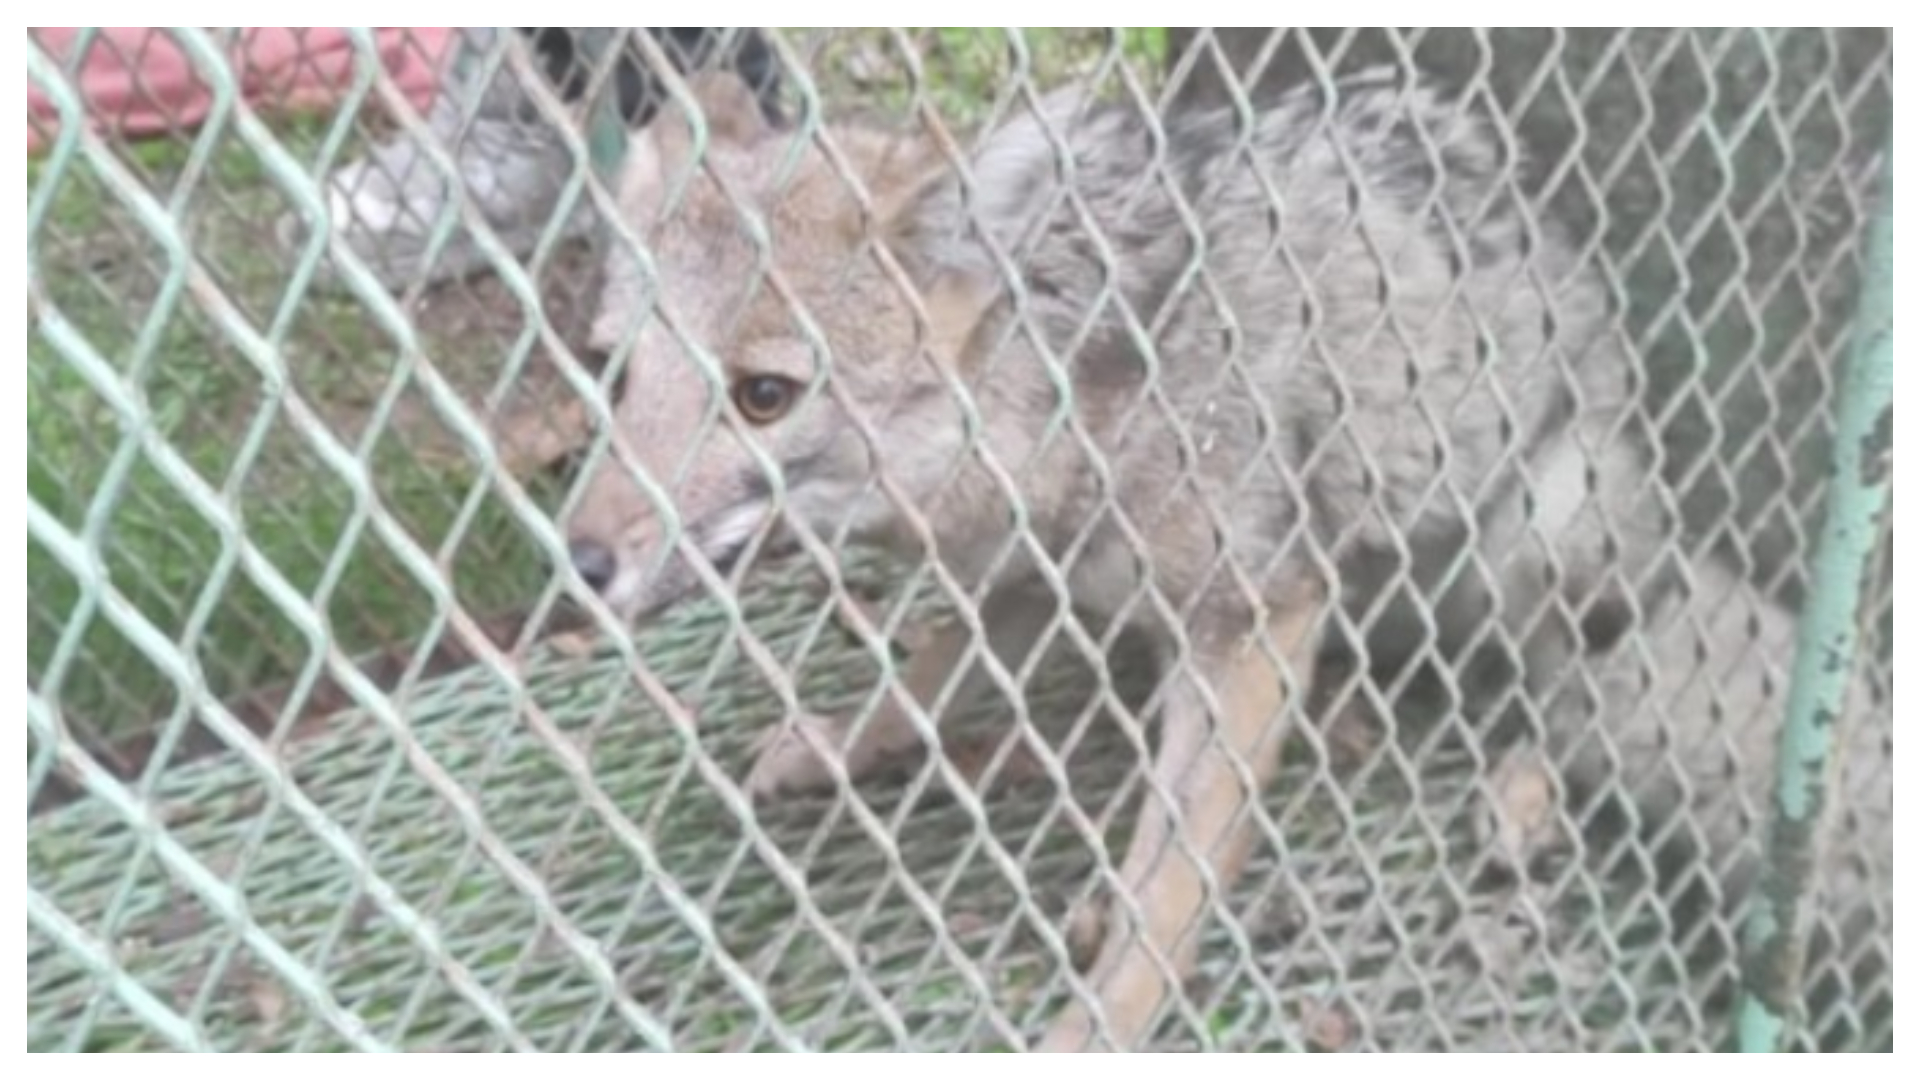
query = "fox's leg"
(747, 588, 1057, 798)
(1037, 585, 1323, 1051)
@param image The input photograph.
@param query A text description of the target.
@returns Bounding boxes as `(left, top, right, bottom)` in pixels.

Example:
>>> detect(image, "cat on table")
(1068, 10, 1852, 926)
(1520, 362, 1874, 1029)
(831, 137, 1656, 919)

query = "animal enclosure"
(27, 28, 1893, 1052)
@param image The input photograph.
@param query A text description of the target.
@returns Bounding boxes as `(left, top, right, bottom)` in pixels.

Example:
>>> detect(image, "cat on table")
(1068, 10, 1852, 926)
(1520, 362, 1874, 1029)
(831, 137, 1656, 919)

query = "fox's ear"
(879, 83, 1096, 293)
(868, 86, 1098, 368)
(682, 71, 777, 146)
(652, 71, 776, 168)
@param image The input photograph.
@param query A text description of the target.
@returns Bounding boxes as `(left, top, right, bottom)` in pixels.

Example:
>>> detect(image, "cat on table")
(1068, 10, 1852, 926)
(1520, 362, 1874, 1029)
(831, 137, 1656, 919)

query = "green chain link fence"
(27, 28, 1892, 1051)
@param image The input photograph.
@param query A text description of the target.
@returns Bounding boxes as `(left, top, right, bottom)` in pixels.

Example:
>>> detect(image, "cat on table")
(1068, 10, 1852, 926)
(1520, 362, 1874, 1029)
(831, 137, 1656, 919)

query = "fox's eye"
(732, 375, 799, 425)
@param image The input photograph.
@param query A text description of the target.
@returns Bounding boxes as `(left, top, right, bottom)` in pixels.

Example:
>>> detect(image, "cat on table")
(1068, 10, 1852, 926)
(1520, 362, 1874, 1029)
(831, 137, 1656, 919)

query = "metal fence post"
(1735, 148, 1894, 1052)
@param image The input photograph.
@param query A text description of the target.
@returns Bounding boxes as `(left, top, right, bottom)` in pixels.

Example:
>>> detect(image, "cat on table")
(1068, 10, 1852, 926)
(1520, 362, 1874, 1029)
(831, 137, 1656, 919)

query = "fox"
(1536, 552, 1891, 1045)
(564, 69, 1891, 1050)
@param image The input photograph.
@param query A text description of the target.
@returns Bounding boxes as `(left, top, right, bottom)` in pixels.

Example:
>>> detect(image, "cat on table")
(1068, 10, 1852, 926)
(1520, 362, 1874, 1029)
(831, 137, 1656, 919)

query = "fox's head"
(565, 73, 1074, 618)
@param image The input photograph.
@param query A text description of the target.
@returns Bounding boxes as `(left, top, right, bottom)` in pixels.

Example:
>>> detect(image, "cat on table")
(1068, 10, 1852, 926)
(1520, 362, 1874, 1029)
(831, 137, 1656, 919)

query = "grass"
(26, 29, 1169, 760)
(800, 29, 1168, 126)
(27, 110, 572, 754)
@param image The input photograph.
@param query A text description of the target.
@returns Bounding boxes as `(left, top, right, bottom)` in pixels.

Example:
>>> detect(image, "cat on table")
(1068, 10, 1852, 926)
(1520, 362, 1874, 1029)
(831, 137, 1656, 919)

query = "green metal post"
(1735, 149, 1894, 1051)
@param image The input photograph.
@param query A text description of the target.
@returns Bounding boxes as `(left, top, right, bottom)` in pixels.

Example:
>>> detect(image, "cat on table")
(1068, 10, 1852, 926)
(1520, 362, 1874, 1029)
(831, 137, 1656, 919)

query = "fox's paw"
(745, 713, 861, 800)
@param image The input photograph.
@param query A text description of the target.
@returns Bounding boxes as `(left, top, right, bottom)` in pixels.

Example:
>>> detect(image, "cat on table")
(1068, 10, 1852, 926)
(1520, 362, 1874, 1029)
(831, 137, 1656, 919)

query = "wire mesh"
(27, 28, 1893, 1052)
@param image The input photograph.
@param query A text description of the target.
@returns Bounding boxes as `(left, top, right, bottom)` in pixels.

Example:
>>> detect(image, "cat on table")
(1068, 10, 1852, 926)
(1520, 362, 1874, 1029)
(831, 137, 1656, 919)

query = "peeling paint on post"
(1736, 148, 1894, 1052)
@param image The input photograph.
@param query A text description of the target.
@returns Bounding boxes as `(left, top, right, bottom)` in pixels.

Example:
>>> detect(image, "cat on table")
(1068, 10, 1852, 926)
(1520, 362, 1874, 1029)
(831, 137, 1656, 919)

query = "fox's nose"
(569, 539, 617, 594)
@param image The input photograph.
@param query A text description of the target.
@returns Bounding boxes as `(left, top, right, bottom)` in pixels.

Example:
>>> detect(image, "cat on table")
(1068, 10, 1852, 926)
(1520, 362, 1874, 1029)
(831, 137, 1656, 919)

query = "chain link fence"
(27, 28, 1892, 1051)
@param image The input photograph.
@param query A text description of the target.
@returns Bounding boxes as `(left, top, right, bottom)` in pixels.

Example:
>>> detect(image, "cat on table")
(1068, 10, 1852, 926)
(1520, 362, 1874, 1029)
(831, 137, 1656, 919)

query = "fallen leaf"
(1301, 998, 1357, 1051)
(1480, 743, 1567, 876)
(945, 735, 1048, 788)
(245, 972, 289, 1029)
(548, 630, 599, 659)
(1064, 900, 1105, 973)
(946, 910, 992, 938)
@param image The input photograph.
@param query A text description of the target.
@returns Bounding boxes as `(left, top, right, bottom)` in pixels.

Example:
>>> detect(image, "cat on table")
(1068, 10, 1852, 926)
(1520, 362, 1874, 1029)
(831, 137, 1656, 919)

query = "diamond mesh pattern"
(28, 28, 1892, 1051)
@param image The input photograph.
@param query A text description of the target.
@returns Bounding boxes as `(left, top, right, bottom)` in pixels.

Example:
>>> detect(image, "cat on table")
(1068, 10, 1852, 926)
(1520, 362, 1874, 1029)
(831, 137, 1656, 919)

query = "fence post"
(1735, 148, 1894, 1052)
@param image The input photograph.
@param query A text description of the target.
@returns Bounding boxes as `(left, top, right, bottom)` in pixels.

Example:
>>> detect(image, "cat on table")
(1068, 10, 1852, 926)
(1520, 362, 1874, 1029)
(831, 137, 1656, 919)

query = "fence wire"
(26, 28, 1893, 1052)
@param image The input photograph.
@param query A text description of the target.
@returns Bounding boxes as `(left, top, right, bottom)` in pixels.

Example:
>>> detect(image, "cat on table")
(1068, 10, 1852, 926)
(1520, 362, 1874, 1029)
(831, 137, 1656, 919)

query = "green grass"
(26, 28, 1168, 758)
(27, 113, 565, 750)
(801, 28, 1168, 127)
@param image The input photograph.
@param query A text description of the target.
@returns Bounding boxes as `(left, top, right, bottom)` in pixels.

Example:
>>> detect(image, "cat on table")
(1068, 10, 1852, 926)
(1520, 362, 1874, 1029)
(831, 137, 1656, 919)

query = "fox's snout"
(568, 538, 619, 595)
(564, 457, 779, 619)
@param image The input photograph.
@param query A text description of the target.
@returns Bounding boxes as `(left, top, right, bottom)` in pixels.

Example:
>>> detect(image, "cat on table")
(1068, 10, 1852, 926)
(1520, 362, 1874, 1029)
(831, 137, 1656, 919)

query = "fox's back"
(936, 76, 1643, 625)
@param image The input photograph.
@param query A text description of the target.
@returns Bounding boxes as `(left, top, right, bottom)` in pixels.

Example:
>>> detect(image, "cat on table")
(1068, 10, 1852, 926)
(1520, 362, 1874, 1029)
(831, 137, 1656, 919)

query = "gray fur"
(568, 69, 1889, 1048)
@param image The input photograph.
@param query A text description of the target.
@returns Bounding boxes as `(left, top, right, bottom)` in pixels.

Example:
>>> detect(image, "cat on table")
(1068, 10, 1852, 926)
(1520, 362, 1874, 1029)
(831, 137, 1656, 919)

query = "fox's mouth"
(708, 538, 751, 577)
(691, 499, 783, 578)
(589, 494, 816, 624)
(705, 527, 801, 577)
(622, 511, 799, 620)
